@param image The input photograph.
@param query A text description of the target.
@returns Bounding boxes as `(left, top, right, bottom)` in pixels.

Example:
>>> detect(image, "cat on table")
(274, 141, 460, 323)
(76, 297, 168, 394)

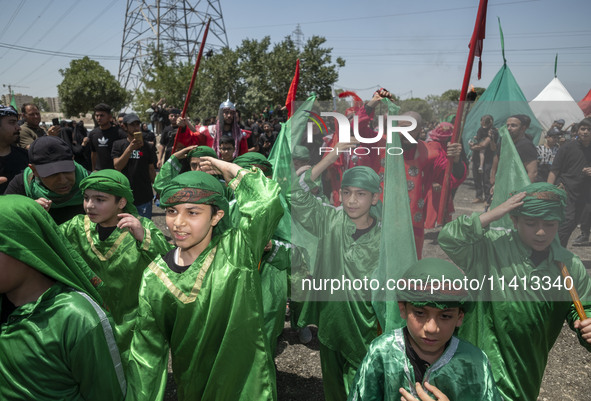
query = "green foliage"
(398, 97, 435, 123)
(33, 97, 50, 112)
(135, 35, 344, 121)
(57, 57, 130, 117)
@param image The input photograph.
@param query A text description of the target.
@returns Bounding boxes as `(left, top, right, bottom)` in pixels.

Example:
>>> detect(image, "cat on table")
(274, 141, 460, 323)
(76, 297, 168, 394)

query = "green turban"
(510, 182, 567, 222)
(341, 166, 381, 194)
(233, 152, 273, 177)
(159, 171, 230, 234)
(188, 146, 217, 159)
(79, 169, 138, 216)
(397, 258, 472, 313)
(0, 195, 104, 307)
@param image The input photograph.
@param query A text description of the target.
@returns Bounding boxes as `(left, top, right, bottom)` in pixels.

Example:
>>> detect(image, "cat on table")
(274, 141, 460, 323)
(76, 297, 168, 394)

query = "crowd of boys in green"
(2, 99, 591, 401)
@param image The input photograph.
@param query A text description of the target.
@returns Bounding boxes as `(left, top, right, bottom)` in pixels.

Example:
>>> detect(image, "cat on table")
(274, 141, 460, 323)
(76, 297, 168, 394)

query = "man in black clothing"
(89, 103, 126, 171)
(490, 114, 538, 187)
(4, 136, 86, 224)
(548, 118, 591, 246)
(157, 108, 181, 168)
(112, 113, 157, 219)
(0, 105, 28, 194)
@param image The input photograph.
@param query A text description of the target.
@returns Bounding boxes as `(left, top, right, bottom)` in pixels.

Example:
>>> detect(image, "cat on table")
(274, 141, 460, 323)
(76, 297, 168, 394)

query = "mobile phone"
(133, 132, 143, 142)
(52, 118, 60, 126)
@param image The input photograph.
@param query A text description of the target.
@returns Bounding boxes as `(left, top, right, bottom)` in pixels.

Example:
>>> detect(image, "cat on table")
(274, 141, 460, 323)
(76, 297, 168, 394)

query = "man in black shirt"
(548, 118, 591, 246)
(0, 105, 28, 194)
(158, 108, 181, 168)
(490, 114, 538, 186)
(89, 103, 126, 171)
(112, 113, 157, 219)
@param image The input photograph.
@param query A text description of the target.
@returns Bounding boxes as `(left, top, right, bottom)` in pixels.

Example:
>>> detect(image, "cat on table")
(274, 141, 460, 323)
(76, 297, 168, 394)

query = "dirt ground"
(155, 174, 591, 401)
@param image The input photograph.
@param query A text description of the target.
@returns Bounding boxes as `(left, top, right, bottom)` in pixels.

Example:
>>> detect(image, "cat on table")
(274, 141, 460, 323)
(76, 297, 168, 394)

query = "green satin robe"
(0, 283, 126, 401)
(291, 172, 380, 371)
(348, 328, 502, 401)
(126, 170, 283, 401)
(153, 155, 184, 195)
(60, 214, 172, 368)
(438, 213, 591, 401)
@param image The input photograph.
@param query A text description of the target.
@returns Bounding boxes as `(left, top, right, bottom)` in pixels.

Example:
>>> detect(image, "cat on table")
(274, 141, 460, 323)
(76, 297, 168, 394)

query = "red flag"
(285, 59, 300, 118)
(438, 0, 488, 226)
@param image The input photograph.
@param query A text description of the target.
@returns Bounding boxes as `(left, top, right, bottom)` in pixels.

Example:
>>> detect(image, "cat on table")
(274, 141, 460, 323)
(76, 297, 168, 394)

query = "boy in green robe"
(0, 195, 126, 400)
(438, 182, 591, 400)
(126, 156, 284, 401)
(60, 169, 172, 368)
(291, 142, 382, 400)
(348, 258, 502, 401)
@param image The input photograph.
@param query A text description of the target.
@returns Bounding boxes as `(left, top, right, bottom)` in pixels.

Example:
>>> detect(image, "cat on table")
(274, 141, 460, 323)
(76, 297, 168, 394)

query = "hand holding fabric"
(574, 318, 591, 343)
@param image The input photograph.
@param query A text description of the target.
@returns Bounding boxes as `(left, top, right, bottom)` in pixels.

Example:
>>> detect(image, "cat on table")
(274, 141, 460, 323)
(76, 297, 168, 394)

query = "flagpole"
(171, 18, 211, 153)
(437, 0, 488, 226)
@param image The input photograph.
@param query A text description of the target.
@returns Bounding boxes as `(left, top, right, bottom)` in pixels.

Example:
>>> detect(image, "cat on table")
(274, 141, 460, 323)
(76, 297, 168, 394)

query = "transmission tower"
(292, 24, 304, 50)
(119, 0, 229, 94)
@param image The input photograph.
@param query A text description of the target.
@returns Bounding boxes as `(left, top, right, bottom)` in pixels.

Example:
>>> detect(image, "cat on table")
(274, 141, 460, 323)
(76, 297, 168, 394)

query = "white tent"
(529, 77, 584, 134)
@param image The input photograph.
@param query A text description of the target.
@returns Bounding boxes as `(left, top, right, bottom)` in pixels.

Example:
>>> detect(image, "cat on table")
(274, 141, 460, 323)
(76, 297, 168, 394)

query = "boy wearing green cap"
(348, 258, 501, 401)
(0, 195, 126, 400)
(291, 142, 382, 400)
(60, 169, 172, 368)
(126, 157, 283, 400)
(438, 182, 591, 401)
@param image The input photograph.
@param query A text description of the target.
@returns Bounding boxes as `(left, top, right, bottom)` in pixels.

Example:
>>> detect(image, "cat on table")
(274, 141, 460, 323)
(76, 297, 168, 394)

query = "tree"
(57, 57, 130, 117)
(135, 35, 345, 121)
(399, 97, 435, 122)
(33, 97, 50, 112)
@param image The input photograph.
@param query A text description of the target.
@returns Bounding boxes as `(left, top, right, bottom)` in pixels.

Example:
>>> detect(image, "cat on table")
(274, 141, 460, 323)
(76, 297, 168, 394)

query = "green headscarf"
(233, 152, 273, 177)
(188, 146, 217, 159)
(341, 166, 381, 194)
(509, 182, 567, 222)
(397, 258, 472, 312)
(79, 169, 138, 216)
(159, 171, 230, 234)
(0, 195, 104, 306)
(23, 162, 88, 208)
(292, 145, 310, 161)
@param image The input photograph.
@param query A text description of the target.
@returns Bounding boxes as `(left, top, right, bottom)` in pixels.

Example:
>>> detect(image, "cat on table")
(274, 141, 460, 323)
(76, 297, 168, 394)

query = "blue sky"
(0, 0, 589, 103)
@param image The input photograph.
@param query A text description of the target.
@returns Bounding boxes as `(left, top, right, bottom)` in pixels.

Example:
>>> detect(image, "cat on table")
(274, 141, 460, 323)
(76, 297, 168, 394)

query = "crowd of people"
(1, 91, 591, 401)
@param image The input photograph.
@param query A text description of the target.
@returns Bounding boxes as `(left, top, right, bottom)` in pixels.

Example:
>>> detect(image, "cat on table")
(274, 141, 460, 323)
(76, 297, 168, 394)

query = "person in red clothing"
(203, 99, 248, 159)
(353, 89, 466, 258)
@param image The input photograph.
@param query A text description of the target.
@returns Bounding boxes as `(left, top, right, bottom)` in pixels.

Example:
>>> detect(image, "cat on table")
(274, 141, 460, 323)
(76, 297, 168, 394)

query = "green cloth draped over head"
(397, 258, 472, 312)
(233, 152, 273, 177)
(0, 195, 104, 306)
(23, 162, 87, 208)
(188, 146, 217, 159)
(341, 166, 381, 194)
(510, 182, 567, 222)
(79, 169, 138, 216)
(159, 171, 230, 234)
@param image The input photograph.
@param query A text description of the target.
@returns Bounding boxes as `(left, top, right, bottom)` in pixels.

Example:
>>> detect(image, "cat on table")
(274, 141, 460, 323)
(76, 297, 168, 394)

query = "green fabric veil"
(397, 258, 472, 313)
(79, 169, 138, 216)
(188, 146, 217, 159)
(509, 182, 567, 222)
(159, 171, 230, 234)
(0, 195, 104, 305)
(233, 152, 273, 177)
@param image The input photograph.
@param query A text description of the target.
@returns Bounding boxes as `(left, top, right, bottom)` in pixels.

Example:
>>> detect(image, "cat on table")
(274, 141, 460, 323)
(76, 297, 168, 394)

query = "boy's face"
(219, 144, 235, 161)
(165, 203, 224, 251)
(340, 186, 379, 221)
(190, 157, 203, 171)
(83, 189, 126, 227)
(577, 124, 591, 147)
(510, 215, 559, 251)
(398, 302, 464, 364)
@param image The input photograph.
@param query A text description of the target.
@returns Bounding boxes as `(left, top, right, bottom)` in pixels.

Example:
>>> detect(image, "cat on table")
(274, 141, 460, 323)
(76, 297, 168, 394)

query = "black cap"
(547, 127, 562, 137)
(123, 113, 141, 124)
(28, 136, 75, 178)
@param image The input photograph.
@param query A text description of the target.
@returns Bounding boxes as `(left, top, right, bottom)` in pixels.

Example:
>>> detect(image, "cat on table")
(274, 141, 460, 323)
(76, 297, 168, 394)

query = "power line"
(0, 0, 26, 40)
(0, 42, 119, 60)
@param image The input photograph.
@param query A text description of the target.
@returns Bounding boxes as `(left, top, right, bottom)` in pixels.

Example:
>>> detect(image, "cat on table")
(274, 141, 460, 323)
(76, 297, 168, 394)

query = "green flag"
(10, 90, 17, 109)
(268, 93, 317, 242)
(489, 125, 531, 229)
(372, 98, 416, 333)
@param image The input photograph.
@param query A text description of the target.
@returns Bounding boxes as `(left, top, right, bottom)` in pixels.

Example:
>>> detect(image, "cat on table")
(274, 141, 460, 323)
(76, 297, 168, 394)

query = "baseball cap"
(547, 127, 562, 137)
(554, 118, 565, 125)
(28, 136, 75, 178)
(123, 113, 141, 124)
